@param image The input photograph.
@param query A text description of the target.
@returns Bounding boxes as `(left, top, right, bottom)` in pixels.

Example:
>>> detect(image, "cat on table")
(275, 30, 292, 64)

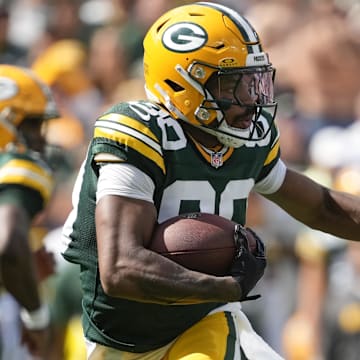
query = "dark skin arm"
(96, 195, 242, 304)
(0, 204, 50, 357)
(0, 204, 41, 310)
(265, 168, 360, 240)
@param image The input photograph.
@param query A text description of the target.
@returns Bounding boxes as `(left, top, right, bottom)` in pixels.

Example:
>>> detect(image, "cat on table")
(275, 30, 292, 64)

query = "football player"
(0, 64, 59, 358)
(62, 2, 360, 359)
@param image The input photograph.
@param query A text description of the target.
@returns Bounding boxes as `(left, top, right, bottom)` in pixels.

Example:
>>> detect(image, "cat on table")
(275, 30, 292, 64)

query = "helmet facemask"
(189, 62, 277, 148)
(17, 115, 48, 152)
(0, 107, 49, 152)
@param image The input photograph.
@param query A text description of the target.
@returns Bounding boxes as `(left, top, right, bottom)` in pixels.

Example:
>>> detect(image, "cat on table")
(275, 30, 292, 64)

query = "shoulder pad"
(93, 100, 187, 176)
(0, 152, 54, 204)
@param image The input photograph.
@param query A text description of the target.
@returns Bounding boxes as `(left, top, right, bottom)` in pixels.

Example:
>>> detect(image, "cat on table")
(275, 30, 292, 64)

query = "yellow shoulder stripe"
(98, 113, 159, 142)
(94, 114, 165, 174)
(0, 159, 54, 203)
(264, 139, 280, 166)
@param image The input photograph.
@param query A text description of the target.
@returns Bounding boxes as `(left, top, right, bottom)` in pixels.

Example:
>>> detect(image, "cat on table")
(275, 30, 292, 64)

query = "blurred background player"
(0, 64, 59, 359)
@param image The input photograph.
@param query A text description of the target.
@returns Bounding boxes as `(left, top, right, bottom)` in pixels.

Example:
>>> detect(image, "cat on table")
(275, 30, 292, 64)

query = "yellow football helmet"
(0, 64, 59, 150)
(143, 2, 277, 147)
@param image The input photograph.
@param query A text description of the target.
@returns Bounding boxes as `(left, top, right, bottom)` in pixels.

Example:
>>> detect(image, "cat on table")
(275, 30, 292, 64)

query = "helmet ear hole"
(164, 79, 184, 92)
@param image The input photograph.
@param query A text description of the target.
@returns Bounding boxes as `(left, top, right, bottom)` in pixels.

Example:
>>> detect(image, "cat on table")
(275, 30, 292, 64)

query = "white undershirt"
(253, 159, 287, 194)
(96, 163, 155, 203)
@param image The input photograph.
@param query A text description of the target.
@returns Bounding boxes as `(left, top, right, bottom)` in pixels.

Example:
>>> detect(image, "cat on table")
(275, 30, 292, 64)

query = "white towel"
(210, 302, 285, 360)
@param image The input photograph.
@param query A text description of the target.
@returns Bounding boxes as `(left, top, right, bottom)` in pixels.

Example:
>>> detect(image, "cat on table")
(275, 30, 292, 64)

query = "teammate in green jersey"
(0, 64, 59, 358)
(62, 2, 360, 359)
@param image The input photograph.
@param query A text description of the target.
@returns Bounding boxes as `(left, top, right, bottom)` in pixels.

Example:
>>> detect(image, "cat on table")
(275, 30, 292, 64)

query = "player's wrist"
(20, 303, 50, 330)
(228, 276, 243, 301)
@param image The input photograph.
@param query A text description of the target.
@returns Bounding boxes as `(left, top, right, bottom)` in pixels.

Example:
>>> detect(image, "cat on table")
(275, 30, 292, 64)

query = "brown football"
(149, 212, 254, 276)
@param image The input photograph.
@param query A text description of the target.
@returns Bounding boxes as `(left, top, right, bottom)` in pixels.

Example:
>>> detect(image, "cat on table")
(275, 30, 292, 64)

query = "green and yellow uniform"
(62, 100, 282, 354)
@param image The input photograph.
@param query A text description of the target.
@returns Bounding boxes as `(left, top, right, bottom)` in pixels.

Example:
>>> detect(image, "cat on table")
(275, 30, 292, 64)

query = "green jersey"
(62, 100, 282, 353)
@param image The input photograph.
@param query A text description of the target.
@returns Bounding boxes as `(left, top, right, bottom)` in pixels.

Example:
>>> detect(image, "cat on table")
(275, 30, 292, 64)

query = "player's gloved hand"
(230, 225, 267, 301)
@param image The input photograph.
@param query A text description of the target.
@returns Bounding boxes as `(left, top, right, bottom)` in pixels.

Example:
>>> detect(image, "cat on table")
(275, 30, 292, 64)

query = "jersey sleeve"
(96, 163, 155, 203)
(253, 118, 286, 194)
(90, 101, 166, 187)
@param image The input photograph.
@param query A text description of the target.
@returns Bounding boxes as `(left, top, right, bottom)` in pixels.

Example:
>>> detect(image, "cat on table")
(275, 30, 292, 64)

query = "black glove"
(230, 225, 267, 301)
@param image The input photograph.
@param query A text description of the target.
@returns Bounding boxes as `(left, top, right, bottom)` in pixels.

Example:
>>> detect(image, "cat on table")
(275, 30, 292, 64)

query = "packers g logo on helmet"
(143, 2, 277, 148)
(0, 77, 19, 101)
(162, 22, 208, 53)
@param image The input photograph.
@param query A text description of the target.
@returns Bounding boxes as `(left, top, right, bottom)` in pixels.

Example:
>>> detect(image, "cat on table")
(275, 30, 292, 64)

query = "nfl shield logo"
(211, 152, 223, 168)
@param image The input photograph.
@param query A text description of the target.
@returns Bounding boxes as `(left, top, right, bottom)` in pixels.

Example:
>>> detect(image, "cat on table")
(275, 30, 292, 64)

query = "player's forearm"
(100, 248, 241, 304)
(314, 188, 360, 240)
(135, 264, 241, 305)
(278, 188, 360, 240)
(1, 245, 42, 310)
(266, 169, 360, 240)
(0, 206, 42, 310)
